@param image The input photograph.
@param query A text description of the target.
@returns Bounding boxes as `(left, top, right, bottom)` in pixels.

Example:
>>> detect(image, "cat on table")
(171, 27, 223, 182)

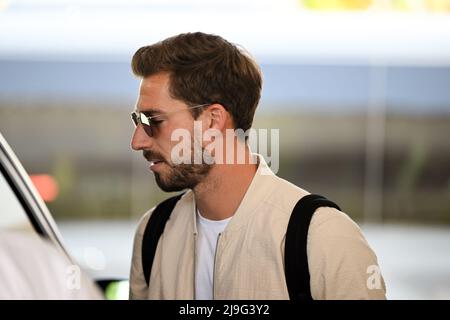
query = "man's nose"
(131, 126, 153, 151)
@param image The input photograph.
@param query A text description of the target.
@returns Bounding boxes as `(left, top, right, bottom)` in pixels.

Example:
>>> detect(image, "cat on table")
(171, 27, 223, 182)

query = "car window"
(0, 172, 35, 232)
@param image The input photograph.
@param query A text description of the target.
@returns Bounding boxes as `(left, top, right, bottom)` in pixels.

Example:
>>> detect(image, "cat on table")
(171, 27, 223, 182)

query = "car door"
(0, 132, 110, 299)
(0, 132, 69, 255)
(0, 132, 130, 299)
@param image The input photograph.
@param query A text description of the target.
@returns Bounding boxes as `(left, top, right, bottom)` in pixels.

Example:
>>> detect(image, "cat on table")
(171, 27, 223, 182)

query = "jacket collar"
(188, 153, 277, 235)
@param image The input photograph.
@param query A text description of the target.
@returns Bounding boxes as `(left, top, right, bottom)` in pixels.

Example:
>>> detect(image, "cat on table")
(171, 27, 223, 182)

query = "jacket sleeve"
(307, 207, 387, 300)
(129, 208, 154, 300)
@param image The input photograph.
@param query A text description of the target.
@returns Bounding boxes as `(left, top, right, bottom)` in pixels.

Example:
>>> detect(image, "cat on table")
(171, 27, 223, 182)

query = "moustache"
(143, 150, 166, 163)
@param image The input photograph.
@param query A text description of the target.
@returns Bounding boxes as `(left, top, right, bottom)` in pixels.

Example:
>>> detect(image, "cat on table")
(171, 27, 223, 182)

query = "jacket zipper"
(213, 233, 221, 300)
(193, 232, 197, 300)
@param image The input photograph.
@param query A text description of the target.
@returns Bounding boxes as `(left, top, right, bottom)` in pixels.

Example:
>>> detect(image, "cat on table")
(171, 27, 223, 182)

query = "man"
(129, 32, 386, 300)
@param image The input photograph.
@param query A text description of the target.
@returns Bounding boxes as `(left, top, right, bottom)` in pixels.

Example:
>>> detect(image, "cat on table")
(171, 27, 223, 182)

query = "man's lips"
(142, 151, 172, 170)
(148, 159, 164, 165)
(148, 159, 166, 171)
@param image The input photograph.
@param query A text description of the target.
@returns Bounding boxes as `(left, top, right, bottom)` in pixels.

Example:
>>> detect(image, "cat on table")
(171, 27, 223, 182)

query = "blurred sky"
(1, 0, 450, 64)
(1, 0, 450, 114)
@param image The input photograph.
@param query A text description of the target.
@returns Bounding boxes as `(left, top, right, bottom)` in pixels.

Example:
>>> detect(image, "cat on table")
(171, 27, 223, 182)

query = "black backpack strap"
(285, 194, 341, 301)
(142, 193, 185, 287)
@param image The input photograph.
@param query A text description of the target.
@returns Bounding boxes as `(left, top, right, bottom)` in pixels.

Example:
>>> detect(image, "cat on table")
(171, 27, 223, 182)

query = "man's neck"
(193, 151, 258, 221)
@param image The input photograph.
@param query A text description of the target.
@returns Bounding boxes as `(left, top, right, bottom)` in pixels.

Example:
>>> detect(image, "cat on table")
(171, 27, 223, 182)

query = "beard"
(154, 162, 212, 192)
(144, 147, 214, 192)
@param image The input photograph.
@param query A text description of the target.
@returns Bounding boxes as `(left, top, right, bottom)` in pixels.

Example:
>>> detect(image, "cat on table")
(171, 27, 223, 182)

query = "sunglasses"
(131, 103, 210, 137)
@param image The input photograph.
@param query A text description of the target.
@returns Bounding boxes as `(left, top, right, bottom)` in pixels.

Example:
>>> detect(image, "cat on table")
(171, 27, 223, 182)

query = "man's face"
(131, 72, 212, 192)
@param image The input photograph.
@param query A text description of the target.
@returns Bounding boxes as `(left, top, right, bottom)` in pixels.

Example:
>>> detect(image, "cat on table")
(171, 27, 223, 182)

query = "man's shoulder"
(262, 174, 310, 216)
(310, 206, 359, 232)
(263, 175, 360, 237)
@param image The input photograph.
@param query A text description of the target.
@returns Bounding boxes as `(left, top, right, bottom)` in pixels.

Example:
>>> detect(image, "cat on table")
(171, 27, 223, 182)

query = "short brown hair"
(131, 32, 262, 132)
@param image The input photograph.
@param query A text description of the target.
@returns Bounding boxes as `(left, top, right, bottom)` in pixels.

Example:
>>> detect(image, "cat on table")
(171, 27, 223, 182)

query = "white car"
(0, 132, 125, 299)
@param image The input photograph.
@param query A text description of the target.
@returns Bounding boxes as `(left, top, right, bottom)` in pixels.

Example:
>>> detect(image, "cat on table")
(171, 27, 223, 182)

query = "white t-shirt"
(195, 210, 232, 300)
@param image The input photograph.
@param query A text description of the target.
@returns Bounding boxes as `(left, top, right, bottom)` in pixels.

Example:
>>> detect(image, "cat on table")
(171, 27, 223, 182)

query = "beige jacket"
(130, 155, 386, 300)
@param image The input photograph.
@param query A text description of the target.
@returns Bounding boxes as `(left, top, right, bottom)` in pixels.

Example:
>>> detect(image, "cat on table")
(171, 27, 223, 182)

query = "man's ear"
(206, 103, 228, 131)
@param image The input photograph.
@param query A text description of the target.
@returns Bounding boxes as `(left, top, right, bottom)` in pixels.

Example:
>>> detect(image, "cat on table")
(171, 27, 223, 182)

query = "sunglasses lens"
(139, 113, 153, 136)
(131, 112, 153, 136)
(131, 112, 139, 126)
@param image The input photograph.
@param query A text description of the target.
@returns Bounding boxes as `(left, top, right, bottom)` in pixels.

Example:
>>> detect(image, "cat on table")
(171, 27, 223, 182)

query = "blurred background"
(1, 0, 449, 299)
